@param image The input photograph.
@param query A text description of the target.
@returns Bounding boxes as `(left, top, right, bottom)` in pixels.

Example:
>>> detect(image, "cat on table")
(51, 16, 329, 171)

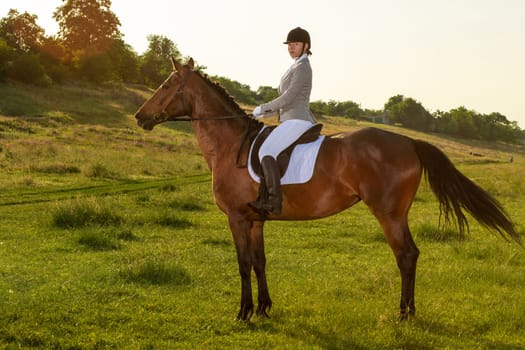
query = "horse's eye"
(162, 84, 170, 90)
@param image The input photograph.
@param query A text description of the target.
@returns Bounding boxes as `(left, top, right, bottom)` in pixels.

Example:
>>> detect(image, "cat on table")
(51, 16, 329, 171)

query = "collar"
(295, 53, 309, 63)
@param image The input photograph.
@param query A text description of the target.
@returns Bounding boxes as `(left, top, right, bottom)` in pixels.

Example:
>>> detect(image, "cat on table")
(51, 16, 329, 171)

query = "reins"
(167, 112, 262, 169)
(168, 115, 250, 122)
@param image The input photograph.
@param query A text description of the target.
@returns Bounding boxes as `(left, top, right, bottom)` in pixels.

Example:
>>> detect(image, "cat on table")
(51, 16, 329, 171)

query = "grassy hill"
(0, 82, 206, 190)
(1, 81, 523, 202)
(1, 82, 524, 348)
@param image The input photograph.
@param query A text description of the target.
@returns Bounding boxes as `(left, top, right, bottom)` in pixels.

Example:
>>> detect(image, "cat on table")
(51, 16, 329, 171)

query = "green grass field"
(1, 82, 524, 349)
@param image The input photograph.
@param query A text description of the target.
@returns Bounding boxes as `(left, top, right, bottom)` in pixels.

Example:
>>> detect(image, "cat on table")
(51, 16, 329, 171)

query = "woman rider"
(250, 27, 317, 215)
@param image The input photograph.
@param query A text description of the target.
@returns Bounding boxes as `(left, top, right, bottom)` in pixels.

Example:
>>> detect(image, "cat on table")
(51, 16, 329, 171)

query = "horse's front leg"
(229, 214, 255, 321)
(251, 220, 272, 317)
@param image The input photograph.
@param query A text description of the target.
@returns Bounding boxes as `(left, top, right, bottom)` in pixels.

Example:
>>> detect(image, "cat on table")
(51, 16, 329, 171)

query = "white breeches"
(258, 119, 315, 160)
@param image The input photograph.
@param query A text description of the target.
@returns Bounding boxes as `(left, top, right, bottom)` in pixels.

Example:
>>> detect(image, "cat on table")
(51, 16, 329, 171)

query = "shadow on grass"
(168, 200, 206, 212)
(413, 224, 460, 243)
(201, 238, 231, 248)
(154, 215, 193, 228)
(77, 229, 121, 251)
(414, 317, 525, 350)
(283, 320, 370, 350)
(77, 227, 139, 251)
(121, 258, 191, 286)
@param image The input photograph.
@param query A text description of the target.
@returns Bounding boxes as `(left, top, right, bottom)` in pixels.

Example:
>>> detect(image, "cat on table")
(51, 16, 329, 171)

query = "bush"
(78, 53, 113, 83)
(42, 61, 71, 83)
(0, 38, 13, 81)
(5, 53, 50, 85)
(85, 163, 117, 179)
(52, 197, 123, 228)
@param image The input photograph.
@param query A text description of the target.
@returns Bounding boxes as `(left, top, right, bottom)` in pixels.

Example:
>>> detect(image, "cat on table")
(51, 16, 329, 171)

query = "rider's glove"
(252, 106, 263, 119)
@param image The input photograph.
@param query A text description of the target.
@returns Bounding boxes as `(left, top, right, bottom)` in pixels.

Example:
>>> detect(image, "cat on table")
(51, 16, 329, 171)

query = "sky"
(1, 0, 524, 128)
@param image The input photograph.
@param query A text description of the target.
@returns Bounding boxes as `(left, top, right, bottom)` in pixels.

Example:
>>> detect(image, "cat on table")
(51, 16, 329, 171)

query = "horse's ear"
(171, 56, 183, 71)
(187, 57, 195, 70)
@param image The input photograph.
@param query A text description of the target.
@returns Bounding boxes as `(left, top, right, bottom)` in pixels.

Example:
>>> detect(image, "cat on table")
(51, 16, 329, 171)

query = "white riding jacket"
(259, 54, 316, 123)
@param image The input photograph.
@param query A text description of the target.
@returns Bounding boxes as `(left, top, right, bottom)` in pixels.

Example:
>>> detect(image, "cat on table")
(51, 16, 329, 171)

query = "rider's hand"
(252, 106, 263, 118)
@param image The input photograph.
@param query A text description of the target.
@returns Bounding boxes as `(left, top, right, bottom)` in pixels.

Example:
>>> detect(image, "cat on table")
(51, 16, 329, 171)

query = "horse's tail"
(413, 139, 521, 244)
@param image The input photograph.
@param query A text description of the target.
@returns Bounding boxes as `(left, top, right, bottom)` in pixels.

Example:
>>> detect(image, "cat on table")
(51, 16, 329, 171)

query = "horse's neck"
(190, 87, 246, 171)
(193, 118, 246, 171)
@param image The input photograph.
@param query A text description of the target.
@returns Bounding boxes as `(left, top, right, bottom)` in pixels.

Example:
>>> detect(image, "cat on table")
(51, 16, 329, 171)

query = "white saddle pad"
(248, 133, 325, 185)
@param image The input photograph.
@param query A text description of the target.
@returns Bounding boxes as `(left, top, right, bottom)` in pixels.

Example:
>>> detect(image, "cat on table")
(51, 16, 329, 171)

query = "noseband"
(153, 68, 192, 123)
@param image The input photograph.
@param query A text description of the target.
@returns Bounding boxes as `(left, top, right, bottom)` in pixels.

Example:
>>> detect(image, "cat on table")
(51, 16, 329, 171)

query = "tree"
(53, 0, 125, 82)
(0, 10, 50, 84)
(0, 9, 45, 53)
(78, 53, 112, 82)
(5, 53, 49, 85)
(384, 94, 404, 111)
(53, 0, 122, 55)
(144, 35, 181, 61)
(212, 76, 257, 105)
(449, 107, 478, 138)
(256, 86, 278, 104)
(140, 35, 182, 86)
(385, 95, 433, 131)
(0, 38, 13, 80)
(434, 110, 458, 134)
(309, 100, 364, 118)
(478, 112, 520, 142)
(39, 36, 70, 82)
(338, 101, 363, 119)
(107, 40, 140, 83)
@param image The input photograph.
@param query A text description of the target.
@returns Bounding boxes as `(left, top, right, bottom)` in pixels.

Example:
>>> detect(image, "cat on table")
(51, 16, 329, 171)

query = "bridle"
(148, 66, 261, 168)
(153, 68, 249, 123)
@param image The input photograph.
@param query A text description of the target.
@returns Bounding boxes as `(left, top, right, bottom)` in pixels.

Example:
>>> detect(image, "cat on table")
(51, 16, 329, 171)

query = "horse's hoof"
(398, 310, 415, 321)
(236, 305, 254, 322)
(256, 303, 272, 318)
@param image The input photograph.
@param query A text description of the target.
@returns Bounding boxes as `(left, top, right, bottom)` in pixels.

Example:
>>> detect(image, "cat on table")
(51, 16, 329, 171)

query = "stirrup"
(249, 199, 264, 211)
(248, 198, 281, 216)
(266, 195, 281, 215)
(248, 200, 268, 220)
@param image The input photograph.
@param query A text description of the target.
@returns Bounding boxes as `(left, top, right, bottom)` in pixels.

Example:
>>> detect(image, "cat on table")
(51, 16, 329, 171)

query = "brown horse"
(134, 58, 520, 321)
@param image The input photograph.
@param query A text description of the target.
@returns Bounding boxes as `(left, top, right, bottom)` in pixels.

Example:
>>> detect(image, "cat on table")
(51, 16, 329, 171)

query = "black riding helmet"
(283, 27, 312, 55)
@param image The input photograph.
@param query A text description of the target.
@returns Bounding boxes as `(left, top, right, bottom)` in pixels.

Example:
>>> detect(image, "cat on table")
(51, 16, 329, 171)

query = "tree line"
(1, 0, 522, 142)
(0, 1, 181, 87)
(382, 95, 523, 142)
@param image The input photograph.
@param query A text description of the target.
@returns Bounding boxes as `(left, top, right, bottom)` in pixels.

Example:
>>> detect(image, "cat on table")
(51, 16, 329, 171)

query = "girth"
(250, 123, 323, 178)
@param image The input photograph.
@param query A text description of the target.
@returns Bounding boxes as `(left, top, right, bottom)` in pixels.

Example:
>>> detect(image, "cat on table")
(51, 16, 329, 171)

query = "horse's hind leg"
(375, 213, 420, 319)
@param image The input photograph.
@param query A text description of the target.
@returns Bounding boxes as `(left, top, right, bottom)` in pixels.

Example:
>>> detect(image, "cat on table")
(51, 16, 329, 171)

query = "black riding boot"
(250, 156, 282, 215)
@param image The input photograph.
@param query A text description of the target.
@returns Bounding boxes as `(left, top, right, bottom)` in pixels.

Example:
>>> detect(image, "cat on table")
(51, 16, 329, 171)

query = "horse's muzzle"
(135, 112, 155, 130)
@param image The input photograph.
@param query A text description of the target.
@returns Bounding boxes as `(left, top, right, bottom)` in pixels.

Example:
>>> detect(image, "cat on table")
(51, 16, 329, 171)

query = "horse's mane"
(194, 70, 248, 117)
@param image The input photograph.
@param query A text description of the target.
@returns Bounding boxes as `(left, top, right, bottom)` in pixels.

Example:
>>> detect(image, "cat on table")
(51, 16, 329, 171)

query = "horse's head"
(135, 57, 195, 130)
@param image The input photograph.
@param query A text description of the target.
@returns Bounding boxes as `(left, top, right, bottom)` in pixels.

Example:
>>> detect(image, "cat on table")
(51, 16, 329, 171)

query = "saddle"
(249, 123, 323, 178)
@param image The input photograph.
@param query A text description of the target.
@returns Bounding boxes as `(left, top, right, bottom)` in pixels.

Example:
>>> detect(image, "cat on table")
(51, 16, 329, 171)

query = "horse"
(134, 57, 520, 321)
